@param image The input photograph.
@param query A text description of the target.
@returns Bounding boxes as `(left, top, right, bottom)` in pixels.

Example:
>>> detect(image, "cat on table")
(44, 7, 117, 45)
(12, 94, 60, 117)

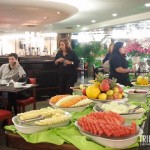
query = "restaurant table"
(0, 84, 37, 93)
(0, 84, 38, 111)
(5, 130, 78, 150)
(4, 103, 150, 150)
(5, 130, 142, 150)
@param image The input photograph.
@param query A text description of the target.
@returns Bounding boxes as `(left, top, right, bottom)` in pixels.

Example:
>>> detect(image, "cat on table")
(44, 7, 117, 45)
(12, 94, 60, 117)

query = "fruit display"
(136, 76, 149, 85)
(49, 95, 93, 107)
(16, 107, 71, 126)
(94, 101, 145, 114)
(77, 112, 137, 138)
(83, 73, 125, 101)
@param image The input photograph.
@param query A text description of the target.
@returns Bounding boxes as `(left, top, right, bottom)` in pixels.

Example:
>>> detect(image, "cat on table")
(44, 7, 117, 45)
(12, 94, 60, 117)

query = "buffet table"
(4, 104, 149, 150)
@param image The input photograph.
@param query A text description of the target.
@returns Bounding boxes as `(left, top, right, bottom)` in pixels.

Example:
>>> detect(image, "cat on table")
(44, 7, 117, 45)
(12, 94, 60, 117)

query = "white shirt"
(0, 63, 26, 82)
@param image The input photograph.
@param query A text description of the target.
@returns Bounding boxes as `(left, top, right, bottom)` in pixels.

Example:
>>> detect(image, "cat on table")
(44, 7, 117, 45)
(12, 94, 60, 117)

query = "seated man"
(0, 53, 27, 115)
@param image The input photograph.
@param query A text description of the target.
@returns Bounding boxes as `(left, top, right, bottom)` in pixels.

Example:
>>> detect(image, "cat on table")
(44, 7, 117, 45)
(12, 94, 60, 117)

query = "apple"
(82, 88, 86, 95)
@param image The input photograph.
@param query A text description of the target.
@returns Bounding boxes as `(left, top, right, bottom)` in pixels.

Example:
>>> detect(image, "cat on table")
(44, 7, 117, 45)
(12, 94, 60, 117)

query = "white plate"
(92, 97, 128, 104)
(75, 121, 143, 149)
(49, 102, 90, 112)
(132, 82, 150, 88)
(12, 112, 71, 134)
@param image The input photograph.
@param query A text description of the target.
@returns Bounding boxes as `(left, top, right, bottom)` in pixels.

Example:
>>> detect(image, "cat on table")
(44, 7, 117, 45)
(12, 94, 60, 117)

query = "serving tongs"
(95, 105, 104, 112)
(120, 105, 142, 115)
(17, 115, 44, 125)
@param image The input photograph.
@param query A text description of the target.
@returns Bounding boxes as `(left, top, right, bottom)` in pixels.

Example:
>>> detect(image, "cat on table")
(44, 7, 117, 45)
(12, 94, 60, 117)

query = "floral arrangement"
(125, 39, 150, 56)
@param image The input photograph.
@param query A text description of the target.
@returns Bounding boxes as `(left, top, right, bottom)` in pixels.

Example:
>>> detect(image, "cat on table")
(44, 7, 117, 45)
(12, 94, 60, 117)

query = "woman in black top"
(54, 38, 80, 94)
(109, 42, 135, 86)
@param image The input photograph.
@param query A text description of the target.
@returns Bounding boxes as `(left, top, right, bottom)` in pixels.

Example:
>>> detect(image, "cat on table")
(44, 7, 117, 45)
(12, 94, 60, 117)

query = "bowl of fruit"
(83, 74, 127, 103)
(75, 112, 143, 149)
(132, 76, 150, 88)
(124, 88, 149, 102)
(49, 95, 93, 112)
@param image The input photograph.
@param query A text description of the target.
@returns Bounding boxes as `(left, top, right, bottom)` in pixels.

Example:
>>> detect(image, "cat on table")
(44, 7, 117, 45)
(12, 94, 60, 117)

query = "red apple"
(82, 88, 87, 95)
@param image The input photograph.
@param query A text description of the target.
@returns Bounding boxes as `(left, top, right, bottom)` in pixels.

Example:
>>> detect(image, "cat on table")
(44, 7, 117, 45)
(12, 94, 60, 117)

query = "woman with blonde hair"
(54, 38, 80, 94)
(102, 38, 114, 64)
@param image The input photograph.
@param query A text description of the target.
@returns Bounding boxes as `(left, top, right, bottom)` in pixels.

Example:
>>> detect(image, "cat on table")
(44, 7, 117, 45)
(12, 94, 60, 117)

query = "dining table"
(0, 83, 38, 112)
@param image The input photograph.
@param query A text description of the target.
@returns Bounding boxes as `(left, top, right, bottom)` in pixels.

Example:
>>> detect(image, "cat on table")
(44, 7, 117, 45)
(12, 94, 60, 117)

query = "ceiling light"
(82, 27, 88, 31)
(44, 16, 47, 19)
(145, 3, 150, 7)
(112, 13, 117, 17)
(76, 25, 80, 27)
(57, 11, 60, 14)
(91, 20, 96, 23)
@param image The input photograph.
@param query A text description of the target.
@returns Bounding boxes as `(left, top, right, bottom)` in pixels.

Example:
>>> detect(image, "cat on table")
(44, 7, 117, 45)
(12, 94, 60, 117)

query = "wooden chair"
(17, 78, 37, 113)
(0, 109, 12, 125)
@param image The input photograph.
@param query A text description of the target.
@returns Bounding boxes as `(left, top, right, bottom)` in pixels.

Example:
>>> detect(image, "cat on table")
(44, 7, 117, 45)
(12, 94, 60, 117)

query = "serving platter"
(93, 104, 145, 120)
(91, 97, 128, 104)
(50, 102, 90, 112)
(75, 121, 143, 149)
(132, 82, 150, 88)
(12, 112, 71, 134)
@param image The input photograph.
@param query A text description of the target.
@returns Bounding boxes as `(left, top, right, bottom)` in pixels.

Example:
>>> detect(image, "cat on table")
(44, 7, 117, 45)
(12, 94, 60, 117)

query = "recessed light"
(112, 13, 117, 17)
(57, 11, 60, 14)
(44, 16, 47, 19)
(145, 3, 150, 7)
(76, 25, 80, 27)
(91, 20, 96, 23)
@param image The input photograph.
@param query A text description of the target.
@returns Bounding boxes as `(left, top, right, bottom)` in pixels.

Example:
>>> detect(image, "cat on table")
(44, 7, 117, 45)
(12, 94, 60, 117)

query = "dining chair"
(0, 109, 12, 125)
(17, 78, 37, 113)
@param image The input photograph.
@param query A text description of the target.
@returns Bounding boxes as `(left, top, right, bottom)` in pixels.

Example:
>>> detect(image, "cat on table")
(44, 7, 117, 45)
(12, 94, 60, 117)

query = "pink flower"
(124, 39, 150, 55)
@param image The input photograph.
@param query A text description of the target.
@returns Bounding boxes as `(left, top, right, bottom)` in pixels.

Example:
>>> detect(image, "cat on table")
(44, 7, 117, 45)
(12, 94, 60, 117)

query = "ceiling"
(0, 0, 150, 34)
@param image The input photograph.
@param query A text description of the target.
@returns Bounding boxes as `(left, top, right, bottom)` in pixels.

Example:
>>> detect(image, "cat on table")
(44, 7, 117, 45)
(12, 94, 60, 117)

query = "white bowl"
(75, 122, 143, 149)
(121, 112, 144, 120)
(132, 82, 150, 89)
(124, 89, 149, 103)
(50, 102, 89, 112)
(93, 104, 145, 120)
(12, 112, 71, 134)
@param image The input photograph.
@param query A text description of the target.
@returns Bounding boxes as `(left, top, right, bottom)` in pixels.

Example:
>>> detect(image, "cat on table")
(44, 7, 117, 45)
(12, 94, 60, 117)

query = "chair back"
(29, 78, 36, 84)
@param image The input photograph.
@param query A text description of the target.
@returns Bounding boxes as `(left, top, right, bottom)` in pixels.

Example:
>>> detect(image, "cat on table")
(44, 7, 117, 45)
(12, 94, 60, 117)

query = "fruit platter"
(93, 101, 146, 120)
(75, 111, 143, 149)
(12, 107, 71, 134)
(132, 75, 150, 88)
(49, 95, 93, 112)
(82, 73, 127, 103)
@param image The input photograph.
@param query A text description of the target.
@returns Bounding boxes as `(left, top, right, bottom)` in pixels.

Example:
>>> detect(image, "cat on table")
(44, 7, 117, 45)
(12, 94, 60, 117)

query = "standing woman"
(102, 38, 114, 64)
(109, 42, 135, 86)
(54, 38, 80, 94)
